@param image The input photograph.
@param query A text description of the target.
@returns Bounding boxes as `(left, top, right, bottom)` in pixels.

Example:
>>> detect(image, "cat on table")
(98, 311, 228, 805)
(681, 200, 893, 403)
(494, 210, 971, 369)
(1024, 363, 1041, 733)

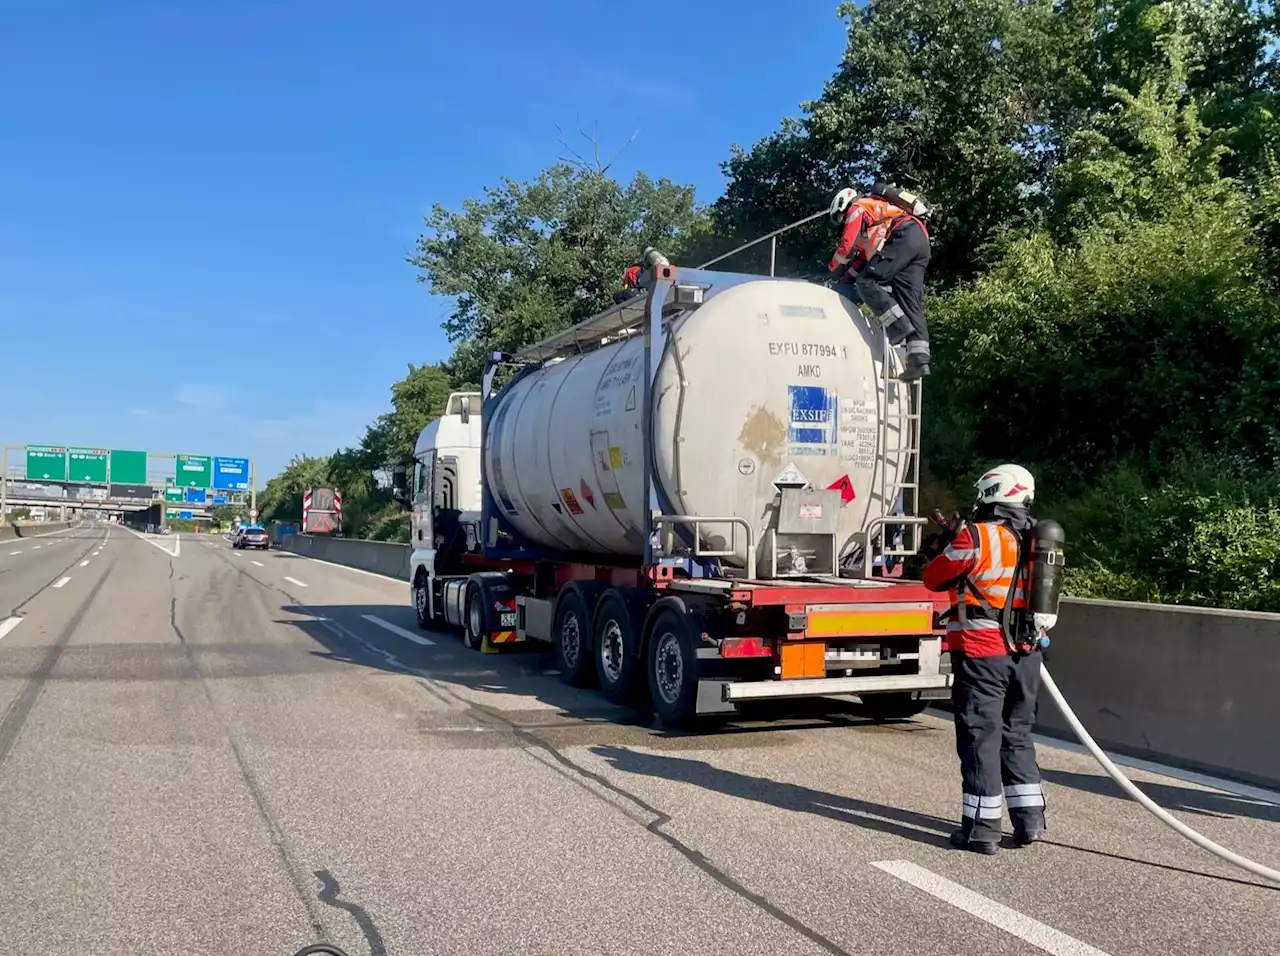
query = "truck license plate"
(500, 611, 518, 629)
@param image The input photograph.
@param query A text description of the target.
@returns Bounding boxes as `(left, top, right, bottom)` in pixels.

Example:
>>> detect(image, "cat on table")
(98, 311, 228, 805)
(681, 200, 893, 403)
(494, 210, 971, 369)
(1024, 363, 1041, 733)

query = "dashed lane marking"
(0, 618, 21, 641)
(361, 613, 435, 646)
(870, 861, 1113, 956)
(52, 577, 72, 589)
(283, 576, 309, 588)
(8, 551, 20, 556)
(31, 545, 41, 550)
(251, 560, 264, 567)
(79, 560, 90, 567)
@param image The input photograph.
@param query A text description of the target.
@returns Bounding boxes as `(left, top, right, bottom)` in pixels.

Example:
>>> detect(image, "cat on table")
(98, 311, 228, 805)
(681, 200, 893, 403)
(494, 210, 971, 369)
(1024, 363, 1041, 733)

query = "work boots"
(949, 828, 1000, 855)
(900, 340, 930, 381)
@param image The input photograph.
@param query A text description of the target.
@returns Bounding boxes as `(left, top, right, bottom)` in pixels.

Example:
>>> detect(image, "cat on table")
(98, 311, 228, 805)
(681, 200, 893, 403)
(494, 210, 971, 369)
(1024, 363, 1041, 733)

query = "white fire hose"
(1039, 664, 1280, 884)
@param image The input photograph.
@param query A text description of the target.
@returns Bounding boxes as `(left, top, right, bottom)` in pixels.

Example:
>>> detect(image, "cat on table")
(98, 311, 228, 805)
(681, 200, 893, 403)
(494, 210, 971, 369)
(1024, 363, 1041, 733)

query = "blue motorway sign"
(178, 510, 193, 520)
(185, 488, 207, 504)
(212, 495, 229, 505)
(212, 456, 250, 491)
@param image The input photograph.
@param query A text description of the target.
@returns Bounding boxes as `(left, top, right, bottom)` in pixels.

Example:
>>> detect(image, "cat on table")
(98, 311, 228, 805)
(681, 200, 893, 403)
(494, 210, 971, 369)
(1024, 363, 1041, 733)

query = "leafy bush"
(360, 503, 410, 543)
(1055, 459, 1280, 611)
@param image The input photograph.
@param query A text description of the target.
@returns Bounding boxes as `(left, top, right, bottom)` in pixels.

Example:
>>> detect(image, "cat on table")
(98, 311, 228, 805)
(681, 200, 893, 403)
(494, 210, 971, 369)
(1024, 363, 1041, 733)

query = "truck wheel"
(593, 591, 644, 704)
(646, 608, 699, 728)
(554, 588, 594, 686)
(463, 586, 487, 651)
(857, 692, 928, 721)
(413, 570, 432, 629)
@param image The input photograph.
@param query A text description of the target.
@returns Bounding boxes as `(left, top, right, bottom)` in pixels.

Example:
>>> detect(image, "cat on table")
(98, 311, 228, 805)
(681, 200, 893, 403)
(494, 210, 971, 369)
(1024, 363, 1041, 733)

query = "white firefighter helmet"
(975, 463, 1036, 507)
(829, 187, 857, 223)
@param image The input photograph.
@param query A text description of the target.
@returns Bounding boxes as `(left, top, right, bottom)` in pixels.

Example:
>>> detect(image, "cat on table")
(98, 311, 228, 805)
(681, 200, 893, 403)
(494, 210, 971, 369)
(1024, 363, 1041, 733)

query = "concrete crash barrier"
(275, 534, 411, 581)
(0, 521, 72, 541)
(1040, 597, 1280, 789)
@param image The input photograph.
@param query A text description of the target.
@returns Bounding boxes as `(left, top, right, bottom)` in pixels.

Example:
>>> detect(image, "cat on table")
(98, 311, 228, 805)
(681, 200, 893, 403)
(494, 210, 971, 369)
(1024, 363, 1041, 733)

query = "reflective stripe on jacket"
(922, 521, 1026, 658)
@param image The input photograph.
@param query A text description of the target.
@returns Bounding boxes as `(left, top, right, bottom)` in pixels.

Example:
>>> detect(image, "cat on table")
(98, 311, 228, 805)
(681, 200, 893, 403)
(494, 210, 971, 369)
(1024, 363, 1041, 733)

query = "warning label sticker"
(560, 488, 585, 516)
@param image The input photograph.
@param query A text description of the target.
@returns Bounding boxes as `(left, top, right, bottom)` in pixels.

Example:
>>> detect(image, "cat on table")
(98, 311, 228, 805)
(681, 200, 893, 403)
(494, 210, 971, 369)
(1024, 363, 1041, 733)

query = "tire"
(857, 692, 928, 721)
(463, 585, 486, 651)
(554, 587, 595, 686)
(412, 569, 432, 629)
(646, 607, 699, 728)
(593, 590, 644, 704)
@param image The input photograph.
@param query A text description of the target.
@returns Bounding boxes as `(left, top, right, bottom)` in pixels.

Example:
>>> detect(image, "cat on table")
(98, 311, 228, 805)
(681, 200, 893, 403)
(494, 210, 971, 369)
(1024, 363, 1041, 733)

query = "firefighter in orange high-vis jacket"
(922, 464, 1047, 855)
(827, 183, 933, 381)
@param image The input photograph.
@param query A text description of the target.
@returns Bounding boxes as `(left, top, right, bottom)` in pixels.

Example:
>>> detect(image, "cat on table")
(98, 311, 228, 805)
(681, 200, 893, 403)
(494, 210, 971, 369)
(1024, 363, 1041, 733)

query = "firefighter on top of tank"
(921, 464, 1051, 855)
(826, 181, 933, 382)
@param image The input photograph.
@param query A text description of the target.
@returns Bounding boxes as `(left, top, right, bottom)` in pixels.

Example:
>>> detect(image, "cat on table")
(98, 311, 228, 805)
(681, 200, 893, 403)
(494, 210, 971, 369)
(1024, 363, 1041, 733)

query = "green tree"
(208, 503, 246, 528)
(410, 160, 710, 384)
(257, 455, 334, 524)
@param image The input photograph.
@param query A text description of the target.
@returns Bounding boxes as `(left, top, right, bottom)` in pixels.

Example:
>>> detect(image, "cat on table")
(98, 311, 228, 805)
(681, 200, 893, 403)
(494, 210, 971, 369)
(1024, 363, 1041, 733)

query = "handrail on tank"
(652, 514, 756, 580)
(861, 515, 930, 578)
(696, 208, 828, 274)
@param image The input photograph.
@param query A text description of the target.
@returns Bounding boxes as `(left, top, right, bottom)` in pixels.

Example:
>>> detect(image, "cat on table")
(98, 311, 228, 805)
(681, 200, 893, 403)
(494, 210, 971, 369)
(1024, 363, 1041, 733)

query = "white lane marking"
(0, 617, 21, 640)
(361, 613, 435, 646)
(9, 551, 20, 556)
(31, 545, 41, 550)
(122, 525, 180, 557)
(79, 560, 90, 567)
(283, 576, 309, 588)
(52, 576, 72, 588)
(251, 560, 264, 567)
(871, 861, 1113, 956)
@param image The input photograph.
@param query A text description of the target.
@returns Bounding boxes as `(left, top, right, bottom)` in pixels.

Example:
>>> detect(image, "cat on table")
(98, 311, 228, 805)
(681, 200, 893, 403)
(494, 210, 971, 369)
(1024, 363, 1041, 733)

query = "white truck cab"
(407, 392, 484, 619)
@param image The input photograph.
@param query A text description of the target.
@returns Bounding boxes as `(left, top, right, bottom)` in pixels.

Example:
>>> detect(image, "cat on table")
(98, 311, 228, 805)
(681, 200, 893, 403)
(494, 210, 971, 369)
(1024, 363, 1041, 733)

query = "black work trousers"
(854, 219, 931, 348)
(953, 650, 1046, 843)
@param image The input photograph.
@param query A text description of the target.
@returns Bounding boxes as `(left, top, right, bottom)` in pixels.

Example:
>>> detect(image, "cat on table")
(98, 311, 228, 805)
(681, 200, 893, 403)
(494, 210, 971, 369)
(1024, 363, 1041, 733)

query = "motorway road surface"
(0, 523, 1276, 956)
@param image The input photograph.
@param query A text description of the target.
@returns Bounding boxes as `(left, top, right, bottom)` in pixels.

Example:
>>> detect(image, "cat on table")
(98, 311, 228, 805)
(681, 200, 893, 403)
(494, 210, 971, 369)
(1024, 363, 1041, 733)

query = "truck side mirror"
(460, 395, 471, 424)
(391, 464, 407, 502)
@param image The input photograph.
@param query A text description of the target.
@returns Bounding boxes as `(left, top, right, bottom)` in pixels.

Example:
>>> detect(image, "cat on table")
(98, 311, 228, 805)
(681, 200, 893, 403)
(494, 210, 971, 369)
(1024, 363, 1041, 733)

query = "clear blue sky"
(0, 0, 847, 483)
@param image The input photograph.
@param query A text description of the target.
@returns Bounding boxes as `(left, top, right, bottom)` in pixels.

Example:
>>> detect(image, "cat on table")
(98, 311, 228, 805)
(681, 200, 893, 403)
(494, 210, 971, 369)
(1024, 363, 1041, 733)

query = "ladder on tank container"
(862, 338, 926, 576)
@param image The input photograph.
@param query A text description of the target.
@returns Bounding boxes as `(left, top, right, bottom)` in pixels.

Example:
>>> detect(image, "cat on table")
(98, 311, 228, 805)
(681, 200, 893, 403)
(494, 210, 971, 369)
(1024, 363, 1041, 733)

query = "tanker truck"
(398, 258, 953, 727)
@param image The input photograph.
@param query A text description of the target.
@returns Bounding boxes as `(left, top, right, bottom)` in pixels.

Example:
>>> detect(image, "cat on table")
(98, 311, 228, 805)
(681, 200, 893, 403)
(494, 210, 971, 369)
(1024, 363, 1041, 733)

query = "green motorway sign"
(164, 487, 184, 502)
(68, 447, 108, 483)
(109, 449, 148, 485)
(25, 445, 67, 481)
(176, 454, 212, 488)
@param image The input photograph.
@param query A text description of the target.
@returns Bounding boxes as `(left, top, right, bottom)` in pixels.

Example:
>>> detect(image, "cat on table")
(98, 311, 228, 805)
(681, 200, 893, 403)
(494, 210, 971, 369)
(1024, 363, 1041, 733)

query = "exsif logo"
(787, 385, 838, 445)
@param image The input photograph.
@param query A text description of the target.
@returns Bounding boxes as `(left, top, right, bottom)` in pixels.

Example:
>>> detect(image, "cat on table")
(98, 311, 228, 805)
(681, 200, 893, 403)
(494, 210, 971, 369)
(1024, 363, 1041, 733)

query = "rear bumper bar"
(721, 672, 952, 703)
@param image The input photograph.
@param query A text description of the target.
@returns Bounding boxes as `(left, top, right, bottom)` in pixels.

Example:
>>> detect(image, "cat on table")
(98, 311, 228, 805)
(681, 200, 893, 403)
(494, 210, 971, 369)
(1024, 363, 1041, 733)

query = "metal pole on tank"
(770, 237, 776, 277)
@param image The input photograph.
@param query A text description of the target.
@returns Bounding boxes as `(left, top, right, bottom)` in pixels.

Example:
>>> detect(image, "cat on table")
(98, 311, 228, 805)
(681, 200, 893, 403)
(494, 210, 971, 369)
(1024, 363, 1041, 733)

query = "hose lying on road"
(1040, 664, 1280, 885)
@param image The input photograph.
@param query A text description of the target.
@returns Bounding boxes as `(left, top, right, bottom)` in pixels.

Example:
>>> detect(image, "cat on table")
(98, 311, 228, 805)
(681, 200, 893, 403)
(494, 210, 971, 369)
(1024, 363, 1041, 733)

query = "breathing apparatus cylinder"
(1027, 518, 1066, 642)
(870, 180, 931, 219)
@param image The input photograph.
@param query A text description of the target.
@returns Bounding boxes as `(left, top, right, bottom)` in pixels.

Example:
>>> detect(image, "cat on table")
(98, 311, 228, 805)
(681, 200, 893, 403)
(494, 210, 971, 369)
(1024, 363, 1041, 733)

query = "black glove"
(920, 532, 946, 559)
